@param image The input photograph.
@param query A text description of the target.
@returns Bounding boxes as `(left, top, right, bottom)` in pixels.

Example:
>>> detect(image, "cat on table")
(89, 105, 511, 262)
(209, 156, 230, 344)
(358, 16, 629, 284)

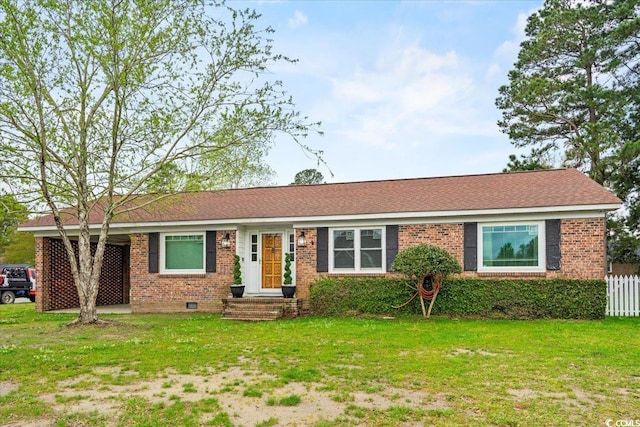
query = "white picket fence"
(606, 275, 640, 317)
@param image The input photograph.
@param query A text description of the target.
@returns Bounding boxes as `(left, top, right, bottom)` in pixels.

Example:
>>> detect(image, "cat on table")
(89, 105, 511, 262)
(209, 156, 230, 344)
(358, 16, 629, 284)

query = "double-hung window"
(330, 227, 384, 273)
(161, 233, 205, 274)
(478, 222, 545, 272)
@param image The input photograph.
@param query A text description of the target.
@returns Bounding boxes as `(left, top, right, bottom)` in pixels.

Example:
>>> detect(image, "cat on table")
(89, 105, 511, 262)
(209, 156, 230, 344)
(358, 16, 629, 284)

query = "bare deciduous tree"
(0, 0, 320, 324)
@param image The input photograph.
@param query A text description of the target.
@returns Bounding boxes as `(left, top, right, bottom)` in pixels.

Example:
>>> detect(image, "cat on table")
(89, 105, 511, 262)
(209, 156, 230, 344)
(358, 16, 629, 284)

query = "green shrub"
(392, 244, 461, 279)
(309, 277, 421, 317)
(309, 277, 606, 320)
(391, 243, 462, 317)
(433, 278, 607, 319)
(233, 255, 242, 285)
(284, 253, 292, 285)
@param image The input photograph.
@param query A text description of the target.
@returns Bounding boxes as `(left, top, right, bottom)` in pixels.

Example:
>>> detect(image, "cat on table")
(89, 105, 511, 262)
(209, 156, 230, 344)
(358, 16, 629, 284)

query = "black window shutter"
(316, 227, 329, 272)
(206, 231, 217, 273)
(148, 232, 159, 273)
(463, 223, 477, 271)
(386, 225, 399, 272)
(546, 219, 561, 270)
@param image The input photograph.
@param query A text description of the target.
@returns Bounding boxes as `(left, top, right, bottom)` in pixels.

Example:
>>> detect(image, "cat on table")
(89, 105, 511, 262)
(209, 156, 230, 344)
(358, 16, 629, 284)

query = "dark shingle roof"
(21, 168, 621, 228)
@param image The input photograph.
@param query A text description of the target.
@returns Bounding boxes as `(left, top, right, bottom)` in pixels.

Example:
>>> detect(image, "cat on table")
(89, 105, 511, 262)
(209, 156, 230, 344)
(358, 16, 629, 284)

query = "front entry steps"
(222, 297, 300, 321)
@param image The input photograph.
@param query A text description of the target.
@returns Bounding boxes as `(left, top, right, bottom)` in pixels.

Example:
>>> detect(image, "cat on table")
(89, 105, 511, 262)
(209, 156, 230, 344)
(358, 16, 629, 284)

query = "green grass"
(277, 394, 301, 406)
(255, 417, 278, 427)
(1, 304, 639, 426)
(242, 388, 263, 398)
(266, 394, 301, 406)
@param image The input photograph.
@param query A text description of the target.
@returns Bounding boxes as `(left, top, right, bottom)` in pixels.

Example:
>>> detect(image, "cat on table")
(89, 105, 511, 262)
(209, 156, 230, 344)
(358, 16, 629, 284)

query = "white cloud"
(288, 10, 308, 28)
(487, 6, 540, 84)
(378, 45, 459, 75)
(320, 42, 498, 152)
(486, 63, 502, 79)
(265, 5, 541, 183)
(331, 77, 382, 104)
(494, 39, 519, 60)
(494, 8, 538, 60)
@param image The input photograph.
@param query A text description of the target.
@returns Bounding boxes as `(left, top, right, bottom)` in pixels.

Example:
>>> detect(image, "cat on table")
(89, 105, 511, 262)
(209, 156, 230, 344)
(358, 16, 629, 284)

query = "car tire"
(1, 291, 16, 304)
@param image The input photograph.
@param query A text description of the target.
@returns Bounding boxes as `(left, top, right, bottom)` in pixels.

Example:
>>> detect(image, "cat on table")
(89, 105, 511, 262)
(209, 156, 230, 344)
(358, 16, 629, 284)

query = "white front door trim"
(243, 227, 294, 296)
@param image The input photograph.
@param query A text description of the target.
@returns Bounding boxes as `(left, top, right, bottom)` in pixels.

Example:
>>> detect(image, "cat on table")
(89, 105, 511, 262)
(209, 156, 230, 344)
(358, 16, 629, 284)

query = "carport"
(36, 235, 131, 312)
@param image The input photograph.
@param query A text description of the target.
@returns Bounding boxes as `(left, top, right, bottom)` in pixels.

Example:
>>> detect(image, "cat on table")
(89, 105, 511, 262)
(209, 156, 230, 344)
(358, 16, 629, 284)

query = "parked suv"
(0, 264, 36, 304)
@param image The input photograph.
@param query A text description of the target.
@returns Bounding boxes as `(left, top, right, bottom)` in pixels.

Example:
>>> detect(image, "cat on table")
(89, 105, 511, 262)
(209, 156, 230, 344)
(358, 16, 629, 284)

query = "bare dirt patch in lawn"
(39, 366, 442, 426)
(450, 348, 499, 357)
(507, 386, 603, 411)
(3, 419, 57, 427)
(0, 381, 18, 396)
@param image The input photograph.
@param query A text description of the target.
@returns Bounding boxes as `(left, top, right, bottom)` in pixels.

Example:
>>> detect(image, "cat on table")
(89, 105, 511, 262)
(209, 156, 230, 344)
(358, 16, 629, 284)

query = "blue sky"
(239, 1, 543, 185)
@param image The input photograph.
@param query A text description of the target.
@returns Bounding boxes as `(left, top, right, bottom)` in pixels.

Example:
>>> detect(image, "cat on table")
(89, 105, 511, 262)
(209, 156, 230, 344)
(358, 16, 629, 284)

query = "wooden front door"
(261, 234, 282, 289)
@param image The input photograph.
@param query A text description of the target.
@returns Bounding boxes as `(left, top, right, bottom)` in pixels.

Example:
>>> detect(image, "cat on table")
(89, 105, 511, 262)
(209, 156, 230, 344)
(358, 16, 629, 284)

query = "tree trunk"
(77, 285, 98, 323)
(417, 276, 427, 317)
(69, 227, 98, 324)
(69, 217, 111, 325)
(426, 275, 442, 318)
(426, 287, 440, 318)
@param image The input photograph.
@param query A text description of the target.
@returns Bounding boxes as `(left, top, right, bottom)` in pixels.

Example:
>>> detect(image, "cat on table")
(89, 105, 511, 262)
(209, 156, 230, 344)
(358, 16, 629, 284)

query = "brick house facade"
(23, 169, 620, 313)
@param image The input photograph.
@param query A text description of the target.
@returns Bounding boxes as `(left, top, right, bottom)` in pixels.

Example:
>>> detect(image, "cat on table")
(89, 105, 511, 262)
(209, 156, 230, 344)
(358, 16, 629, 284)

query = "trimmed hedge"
(309, 277, 607, 319)
(309, 277, 419, 317)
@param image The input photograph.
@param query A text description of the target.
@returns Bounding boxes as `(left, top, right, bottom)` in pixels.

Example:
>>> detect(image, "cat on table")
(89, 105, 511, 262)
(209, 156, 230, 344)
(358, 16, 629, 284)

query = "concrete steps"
(222, 297, 300, 321)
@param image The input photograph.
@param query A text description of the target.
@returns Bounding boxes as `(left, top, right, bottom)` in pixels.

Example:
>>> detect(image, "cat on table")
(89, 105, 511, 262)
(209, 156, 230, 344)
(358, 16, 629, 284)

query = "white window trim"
(160, 232, 206, 274)
(287, 231, 296, 280)
(477, 221, 546, 273)
(329, 226, 385, 273)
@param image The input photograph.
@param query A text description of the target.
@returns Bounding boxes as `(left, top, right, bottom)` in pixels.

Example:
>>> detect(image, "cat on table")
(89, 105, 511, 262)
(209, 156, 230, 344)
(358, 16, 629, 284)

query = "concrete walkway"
(50, 304, 131, 314)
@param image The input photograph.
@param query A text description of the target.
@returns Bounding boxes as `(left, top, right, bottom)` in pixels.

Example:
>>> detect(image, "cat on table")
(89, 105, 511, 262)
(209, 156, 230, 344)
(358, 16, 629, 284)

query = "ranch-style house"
(20, 168, 621, 316)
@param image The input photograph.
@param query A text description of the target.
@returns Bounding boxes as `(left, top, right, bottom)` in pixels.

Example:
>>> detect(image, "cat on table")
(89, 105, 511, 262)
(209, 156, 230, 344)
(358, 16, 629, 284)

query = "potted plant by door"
(230, 254, 245, 298)
(281, 253, 296, 298)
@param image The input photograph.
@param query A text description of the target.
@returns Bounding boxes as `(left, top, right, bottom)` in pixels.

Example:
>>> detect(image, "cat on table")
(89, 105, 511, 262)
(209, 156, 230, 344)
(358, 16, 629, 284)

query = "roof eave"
(19, 202, 622, 235)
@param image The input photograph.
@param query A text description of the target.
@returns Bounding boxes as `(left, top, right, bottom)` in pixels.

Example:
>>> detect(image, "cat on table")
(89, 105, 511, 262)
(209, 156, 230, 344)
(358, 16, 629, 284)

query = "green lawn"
(1, 304, 638, 426)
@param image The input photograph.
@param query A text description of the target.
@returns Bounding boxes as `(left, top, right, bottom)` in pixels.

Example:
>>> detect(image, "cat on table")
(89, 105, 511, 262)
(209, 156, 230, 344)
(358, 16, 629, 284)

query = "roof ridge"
(169, 167, 575, 195)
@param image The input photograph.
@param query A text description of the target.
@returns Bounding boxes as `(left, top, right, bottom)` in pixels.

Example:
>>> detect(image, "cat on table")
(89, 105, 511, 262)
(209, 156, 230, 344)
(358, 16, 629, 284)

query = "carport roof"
(20, 168, 621, 229)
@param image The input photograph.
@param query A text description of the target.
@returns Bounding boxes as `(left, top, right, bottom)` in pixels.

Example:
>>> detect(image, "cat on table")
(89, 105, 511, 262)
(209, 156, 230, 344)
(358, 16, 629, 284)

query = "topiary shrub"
(233, 254, 242, 285)
(283, 253, 292, 285)
(391, 244, 461, 317)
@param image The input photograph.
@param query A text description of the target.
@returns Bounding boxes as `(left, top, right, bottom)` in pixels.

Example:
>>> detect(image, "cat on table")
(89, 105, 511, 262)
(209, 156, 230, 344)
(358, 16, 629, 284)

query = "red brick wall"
(129, 231, 234, 313)
(399, 219, 606, 279)
(557, 217, 606, 279)
(35, 237, 50, 312)
(35, 237, 128, 311)
(399, 223, 465, 269)
(36, 217, 607, 314)
(293, 219, 607, 298)
(294, 228, 318, 301)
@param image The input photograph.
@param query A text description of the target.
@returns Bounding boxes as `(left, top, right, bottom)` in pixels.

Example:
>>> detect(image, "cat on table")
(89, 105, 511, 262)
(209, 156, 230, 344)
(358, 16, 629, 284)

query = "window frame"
(160, 232, 206, 274)
(287, 232, 295, 262)
(477, 221, 546, 273)
(329, 227, 385, 273)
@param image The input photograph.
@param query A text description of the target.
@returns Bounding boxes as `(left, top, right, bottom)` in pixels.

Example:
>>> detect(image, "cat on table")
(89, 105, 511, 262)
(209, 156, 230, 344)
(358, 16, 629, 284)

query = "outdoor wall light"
(221, 233, 231, 248)
(297, 231, 307, 247)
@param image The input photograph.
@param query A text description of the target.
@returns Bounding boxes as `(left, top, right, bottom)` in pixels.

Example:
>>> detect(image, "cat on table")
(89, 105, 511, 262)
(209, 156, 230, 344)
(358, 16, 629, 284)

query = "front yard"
(0, 304, 638, 426)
